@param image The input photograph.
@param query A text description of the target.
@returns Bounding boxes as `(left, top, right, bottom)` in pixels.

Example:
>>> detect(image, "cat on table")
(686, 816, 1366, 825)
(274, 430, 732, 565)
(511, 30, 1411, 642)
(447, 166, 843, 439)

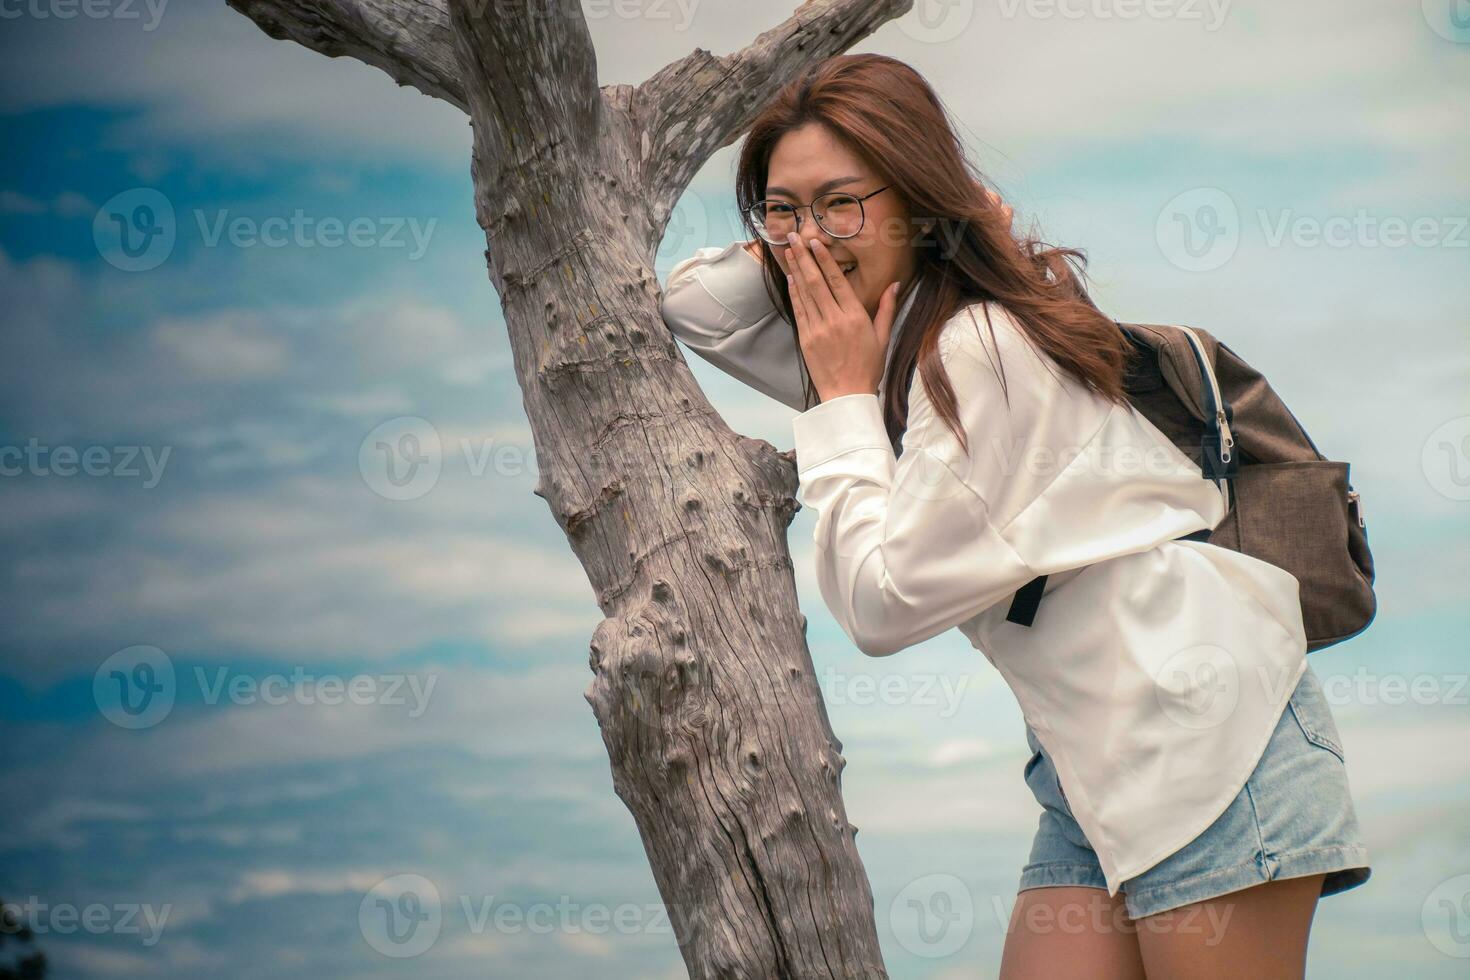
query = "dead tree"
(226, 1, 914, 975)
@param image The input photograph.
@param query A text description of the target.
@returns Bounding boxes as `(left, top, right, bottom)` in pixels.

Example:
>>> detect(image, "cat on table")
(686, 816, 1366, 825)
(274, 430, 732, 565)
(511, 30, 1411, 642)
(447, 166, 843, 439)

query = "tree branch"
(448, 0, 601, 158)
(637, 0, 914, 221)
(225, 0, 467, 112)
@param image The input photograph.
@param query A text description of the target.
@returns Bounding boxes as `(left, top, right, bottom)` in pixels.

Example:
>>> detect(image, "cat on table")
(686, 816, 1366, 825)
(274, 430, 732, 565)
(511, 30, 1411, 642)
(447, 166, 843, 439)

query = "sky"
(0, 0, 1467, 977)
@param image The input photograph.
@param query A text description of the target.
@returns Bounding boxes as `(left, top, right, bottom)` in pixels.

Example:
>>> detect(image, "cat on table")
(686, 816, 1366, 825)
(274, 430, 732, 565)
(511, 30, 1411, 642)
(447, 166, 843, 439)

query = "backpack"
(1004, 322, 1378, 653)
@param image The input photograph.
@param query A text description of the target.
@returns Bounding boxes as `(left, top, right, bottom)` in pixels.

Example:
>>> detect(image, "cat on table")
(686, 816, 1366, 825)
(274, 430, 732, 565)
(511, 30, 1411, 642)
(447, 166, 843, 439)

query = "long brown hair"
(735, 53, 1137, 456)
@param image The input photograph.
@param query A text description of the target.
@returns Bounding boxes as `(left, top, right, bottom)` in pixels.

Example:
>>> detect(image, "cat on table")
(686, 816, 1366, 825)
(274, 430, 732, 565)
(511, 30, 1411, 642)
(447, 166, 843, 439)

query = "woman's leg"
(1133, 873, 1326, 980)
(999, 885, 1146, 980)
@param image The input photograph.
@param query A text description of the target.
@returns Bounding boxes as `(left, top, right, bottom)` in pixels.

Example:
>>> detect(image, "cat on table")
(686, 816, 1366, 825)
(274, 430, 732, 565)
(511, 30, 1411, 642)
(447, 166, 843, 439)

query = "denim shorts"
(1017, 660, 1372, 919)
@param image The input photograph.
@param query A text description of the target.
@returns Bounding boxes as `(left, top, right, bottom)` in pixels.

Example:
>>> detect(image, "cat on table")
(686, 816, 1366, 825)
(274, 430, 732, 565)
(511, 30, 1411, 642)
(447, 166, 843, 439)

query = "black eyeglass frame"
(746, 185, 892, 244)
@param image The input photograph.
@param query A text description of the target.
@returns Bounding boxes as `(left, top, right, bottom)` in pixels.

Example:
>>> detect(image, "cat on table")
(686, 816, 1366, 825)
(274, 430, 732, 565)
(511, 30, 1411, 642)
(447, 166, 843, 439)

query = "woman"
(660, 53, 1370, 978)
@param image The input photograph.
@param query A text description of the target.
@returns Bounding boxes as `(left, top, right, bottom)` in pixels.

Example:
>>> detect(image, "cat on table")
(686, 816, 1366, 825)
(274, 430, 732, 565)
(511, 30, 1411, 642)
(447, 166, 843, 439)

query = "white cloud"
(925, 736, 1006, 768)
(3, 472, 592, 674)
(0, 4, 469, 172)
(6, 661, 605, 801)
(5, 1, 1458, 201)
(17, 796, 150, 850)
(226, 868, 385, 903)
(0, 242, 594, 678)
(0, 190, 46, 214)
(0, 189, 95, 217)
(152, 312, 290, 381)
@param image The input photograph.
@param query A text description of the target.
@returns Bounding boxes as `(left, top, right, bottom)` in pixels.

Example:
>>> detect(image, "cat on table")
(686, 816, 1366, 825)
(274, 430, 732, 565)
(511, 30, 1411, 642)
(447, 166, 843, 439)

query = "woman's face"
(764, 122, 919, 319)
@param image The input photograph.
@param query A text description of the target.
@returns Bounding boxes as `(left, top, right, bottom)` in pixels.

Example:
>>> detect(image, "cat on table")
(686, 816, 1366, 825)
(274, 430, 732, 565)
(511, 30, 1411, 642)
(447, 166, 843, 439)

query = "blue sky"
(1, 1, 1467, 977)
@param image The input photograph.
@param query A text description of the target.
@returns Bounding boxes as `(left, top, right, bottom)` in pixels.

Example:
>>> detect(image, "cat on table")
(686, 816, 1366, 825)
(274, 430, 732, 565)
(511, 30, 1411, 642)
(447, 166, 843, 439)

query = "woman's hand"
(783, 231, 900, 403)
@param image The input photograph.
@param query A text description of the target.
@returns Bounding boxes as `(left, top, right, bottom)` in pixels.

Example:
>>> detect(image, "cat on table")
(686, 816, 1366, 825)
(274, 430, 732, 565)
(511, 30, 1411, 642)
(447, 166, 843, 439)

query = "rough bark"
(227, 1, 914, 975)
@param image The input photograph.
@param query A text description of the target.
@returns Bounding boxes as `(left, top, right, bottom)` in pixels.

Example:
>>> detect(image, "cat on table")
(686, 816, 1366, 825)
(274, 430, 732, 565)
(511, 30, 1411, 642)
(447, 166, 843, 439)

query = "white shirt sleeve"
(659, 240, 812, 411)
(790, 304, 1039, 657)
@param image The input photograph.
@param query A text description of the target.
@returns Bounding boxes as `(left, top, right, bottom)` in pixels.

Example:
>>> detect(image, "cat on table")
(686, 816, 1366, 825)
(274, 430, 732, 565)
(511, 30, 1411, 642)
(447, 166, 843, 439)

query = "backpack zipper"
(1347, 488, 1364, 527)
(1181, 327, 1235, 466)
(1215, 408, 1235, 464)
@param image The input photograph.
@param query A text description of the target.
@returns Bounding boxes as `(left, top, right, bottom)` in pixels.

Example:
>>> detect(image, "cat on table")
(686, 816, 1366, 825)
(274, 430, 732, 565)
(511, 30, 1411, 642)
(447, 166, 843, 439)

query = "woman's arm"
(660, 239, 811, 411)
(790, 303, 1039, 657)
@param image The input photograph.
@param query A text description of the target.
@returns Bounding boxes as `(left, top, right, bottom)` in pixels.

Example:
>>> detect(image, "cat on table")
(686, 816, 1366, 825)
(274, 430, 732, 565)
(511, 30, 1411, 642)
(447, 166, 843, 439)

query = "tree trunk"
(227, 1, 915, 975)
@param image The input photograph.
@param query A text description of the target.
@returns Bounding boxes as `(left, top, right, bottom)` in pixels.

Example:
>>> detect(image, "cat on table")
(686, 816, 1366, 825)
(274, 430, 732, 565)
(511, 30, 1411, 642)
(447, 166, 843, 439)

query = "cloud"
(151, 312, 290, 381)
(0, 189, 46, 214)
(226, 869, 385, 903)
(5, 661, 605, 801)
(1, 472, 594, 676)
(0, 189, 95, 216)
(0, 244, 505, 440)
(0, 4, 470, 173)
(6, 1, 1457, 203)
(0, 244, 592, 678)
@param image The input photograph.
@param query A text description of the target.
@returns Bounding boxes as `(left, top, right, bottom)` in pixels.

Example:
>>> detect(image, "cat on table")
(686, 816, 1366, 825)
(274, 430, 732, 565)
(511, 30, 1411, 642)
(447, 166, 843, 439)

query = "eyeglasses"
(746, 185, 891, 244)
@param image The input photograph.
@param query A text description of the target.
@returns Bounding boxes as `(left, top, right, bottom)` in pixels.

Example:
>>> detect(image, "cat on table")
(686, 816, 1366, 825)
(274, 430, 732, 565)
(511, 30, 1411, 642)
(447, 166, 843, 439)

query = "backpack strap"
(1177, 326, 1240, 508)
(1004, 574, 1048, 628)
(1002, 324, 1235, 630)
(1003, 528, 1215, 628)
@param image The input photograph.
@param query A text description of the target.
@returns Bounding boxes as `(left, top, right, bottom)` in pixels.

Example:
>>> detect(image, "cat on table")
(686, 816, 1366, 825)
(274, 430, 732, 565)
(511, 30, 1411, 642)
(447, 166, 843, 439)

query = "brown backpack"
(1004, 322, 1378, 653)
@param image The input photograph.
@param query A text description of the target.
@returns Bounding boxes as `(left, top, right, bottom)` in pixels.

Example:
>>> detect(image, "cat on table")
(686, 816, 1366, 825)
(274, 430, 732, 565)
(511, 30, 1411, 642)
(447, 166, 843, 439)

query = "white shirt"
(661, 239, 1309, 895)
